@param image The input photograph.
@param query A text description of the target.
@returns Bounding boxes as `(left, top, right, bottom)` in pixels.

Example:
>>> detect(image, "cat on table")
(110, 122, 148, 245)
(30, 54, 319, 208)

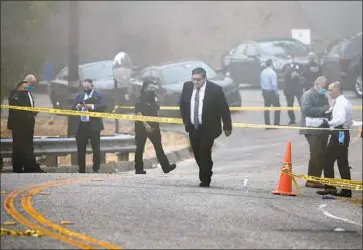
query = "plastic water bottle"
(338, 131, 345, 145)
(243, 177, 249, 193)
(80, 106, 89, 122)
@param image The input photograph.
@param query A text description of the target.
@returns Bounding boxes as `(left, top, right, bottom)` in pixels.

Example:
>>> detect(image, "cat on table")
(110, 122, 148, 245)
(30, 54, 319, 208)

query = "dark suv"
(321, 33, 362, 97)
(221, 37, 310, 87)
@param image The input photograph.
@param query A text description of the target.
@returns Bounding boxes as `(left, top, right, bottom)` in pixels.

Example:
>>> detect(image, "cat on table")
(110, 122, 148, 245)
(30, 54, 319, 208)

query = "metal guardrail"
(0, 134, 136, 167)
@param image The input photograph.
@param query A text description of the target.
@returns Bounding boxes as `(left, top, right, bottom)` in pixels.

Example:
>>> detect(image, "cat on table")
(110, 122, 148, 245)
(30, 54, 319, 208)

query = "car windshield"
(258, 40, 308, 57)
(160, 62, 218, 85)
(81, 61, 114, 80)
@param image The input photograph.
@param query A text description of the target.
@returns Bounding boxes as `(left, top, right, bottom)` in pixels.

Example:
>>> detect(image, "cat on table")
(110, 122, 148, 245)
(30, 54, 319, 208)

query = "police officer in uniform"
(134, 79, 177, 174)
(283, 54, 304, 125)
(303, 52, 322, 92)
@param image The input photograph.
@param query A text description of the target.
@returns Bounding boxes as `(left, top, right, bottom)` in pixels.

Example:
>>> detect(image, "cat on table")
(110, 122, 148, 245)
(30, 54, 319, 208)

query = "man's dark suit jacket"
(72, 90, 108, 133)
(179, 80, 232, 139)
(7, 90, 36, 131)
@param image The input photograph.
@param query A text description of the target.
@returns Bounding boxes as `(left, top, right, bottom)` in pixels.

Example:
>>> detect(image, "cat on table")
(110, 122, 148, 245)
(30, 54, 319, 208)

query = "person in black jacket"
(8, 81, 44, 173)
(303, 52, 322, 92)
(72, 79, 108, 173)
(134, 79, 176, 174)
(179, 67, 232, 187)
(283, 54, 305, 125)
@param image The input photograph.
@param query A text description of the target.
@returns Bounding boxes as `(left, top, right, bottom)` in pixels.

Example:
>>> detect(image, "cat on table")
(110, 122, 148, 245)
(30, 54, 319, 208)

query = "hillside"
(40, 1, 362, 68)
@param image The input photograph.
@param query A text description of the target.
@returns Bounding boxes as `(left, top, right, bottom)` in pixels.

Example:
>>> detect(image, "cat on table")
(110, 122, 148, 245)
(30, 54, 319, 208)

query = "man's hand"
(323, 105, 330, 111)
(319, 119, 329, 128)
(76, 103, 82, 110)
(144, 123, 153, 133)
(224, 130, 232, 137)
(84, 104, 93, 110)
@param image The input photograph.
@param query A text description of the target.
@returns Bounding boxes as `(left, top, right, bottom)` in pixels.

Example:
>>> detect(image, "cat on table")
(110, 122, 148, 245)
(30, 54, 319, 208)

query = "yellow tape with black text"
(1, 105, 361, 132)
(281, 168, 363, 191)
(113, 105, 363, 112)
(0, 227, 44, 237)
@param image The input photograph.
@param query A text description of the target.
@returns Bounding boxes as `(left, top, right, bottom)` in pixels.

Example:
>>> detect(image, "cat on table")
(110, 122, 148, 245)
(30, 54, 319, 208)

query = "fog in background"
(42, 1, 362, 68)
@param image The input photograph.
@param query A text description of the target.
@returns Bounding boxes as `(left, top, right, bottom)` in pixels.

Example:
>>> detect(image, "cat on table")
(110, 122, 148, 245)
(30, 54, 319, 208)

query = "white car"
(48, 51, 137, 111)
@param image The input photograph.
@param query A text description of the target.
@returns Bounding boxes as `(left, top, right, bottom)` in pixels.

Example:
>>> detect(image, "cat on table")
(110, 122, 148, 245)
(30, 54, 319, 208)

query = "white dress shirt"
(28, 92, 34, 107)
(190, 82, 206, 125)
(328, 95, 353, 129)
(80, 89, 95, 122)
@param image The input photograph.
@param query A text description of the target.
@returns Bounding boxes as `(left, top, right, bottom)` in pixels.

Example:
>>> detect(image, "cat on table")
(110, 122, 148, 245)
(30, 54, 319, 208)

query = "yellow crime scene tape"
(281, 168, 363, 191)
(1, 105, 360, 132)
(113, 105, 363, 112)
(0, 227, 44, 237)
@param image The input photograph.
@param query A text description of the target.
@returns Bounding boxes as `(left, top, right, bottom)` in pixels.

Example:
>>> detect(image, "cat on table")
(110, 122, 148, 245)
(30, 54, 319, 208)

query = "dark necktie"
(194, 88, 200, 129)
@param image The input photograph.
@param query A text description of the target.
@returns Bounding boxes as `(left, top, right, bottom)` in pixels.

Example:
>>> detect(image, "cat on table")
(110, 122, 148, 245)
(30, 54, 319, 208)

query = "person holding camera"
(133, 79, 176, 175)
(72, 79, 108, 173)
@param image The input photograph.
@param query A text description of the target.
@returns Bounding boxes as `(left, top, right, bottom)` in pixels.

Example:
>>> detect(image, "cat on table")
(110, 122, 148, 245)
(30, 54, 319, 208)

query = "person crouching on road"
(134, 80, 176, 175)
(299, 76, 330, 188)
(317, 82, 354, 198)
(72, 79, 108, 173)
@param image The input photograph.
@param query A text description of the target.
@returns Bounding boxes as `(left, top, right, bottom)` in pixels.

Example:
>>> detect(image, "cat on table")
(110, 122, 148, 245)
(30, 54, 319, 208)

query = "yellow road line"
(21, 178, 122, 249)
(4, 178, 95, 249)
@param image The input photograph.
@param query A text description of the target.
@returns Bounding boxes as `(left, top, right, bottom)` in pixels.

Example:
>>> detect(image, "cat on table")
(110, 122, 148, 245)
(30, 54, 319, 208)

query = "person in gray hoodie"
(299, 76, 331, 188)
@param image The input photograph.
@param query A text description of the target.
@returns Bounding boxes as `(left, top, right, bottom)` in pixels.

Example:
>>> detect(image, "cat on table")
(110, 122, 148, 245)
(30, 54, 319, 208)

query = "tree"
(0, 1, 60, 102)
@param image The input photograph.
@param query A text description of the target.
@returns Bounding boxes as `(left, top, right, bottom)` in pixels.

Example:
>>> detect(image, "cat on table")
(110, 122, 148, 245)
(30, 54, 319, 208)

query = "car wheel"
(354, 76, 362, 98)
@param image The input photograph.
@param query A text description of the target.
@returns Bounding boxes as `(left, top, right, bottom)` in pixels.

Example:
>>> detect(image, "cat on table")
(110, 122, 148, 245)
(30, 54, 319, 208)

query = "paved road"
(1, 89, 362, 249)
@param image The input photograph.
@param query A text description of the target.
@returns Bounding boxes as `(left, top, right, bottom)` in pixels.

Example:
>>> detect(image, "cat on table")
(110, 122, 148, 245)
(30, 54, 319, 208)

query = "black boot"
(135, 166, 146, 174)
(333, 189, 352, 198)
(163, 164, 176, 174)
(317, 185, 337, 196)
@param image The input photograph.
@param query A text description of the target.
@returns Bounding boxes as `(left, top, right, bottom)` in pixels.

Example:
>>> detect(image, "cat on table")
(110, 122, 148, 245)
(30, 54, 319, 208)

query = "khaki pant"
(305, 134, 329, 177)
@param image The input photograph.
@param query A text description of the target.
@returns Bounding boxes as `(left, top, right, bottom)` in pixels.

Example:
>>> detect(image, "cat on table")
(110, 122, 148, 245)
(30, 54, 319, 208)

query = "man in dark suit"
(72, 79, 108, 173)
(8, 80, 44, 173)
(179, 67, 232, 187)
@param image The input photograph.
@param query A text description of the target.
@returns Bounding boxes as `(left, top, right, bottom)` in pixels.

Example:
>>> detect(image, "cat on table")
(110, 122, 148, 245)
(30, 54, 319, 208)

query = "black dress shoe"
(333, 190, 352, 198)
(135, 170, 146, 174)
(317, 188, 337, 196)
(199, 182, 210, 187)
(163, 164, 176, 174)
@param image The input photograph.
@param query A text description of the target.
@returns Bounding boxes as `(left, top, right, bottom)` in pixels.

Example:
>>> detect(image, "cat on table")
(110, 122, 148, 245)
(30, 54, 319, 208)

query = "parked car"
(320, 32, 362, 97)
(127, 60, 242, 117)
(49, 53, 135, 112)
(221, 37, 311, 87)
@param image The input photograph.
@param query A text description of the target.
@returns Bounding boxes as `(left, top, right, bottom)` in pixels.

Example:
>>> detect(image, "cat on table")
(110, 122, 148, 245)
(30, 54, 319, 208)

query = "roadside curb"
(43, 145, 193, 174)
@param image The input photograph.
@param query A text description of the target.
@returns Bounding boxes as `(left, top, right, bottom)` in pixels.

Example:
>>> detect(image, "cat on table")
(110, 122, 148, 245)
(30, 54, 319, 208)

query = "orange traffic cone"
(272, 141, 297, 196)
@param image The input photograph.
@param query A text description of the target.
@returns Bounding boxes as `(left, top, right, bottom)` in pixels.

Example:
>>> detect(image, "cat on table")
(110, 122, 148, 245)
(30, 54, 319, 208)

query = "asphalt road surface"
(1, 89, 362, 249)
